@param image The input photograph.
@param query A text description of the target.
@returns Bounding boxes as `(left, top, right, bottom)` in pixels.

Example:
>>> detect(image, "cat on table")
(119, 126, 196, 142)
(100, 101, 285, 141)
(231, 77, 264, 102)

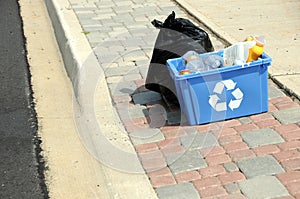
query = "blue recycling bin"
(166, 50, 272, 125)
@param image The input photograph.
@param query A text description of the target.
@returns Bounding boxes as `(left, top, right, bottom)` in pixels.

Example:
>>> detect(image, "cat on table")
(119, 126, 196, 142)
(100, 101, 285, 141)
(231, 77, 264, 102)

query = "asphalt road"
(0, 0, 47, 198)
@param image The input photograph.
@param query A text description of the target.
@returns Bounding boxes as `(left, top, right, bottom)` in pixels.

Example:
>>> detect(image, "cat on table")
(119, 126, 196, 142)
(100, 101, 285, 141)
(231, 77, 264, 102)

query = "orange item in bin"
(246, 36, 265, 62)
(180, 69, 191, 75)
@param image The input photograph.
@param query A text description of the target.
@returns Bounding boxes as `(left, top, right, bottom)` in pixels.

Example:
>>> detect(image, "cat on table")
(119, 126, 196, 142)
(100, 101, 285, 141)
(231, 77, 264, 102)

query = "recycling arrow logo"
(209, 79, 243, 111)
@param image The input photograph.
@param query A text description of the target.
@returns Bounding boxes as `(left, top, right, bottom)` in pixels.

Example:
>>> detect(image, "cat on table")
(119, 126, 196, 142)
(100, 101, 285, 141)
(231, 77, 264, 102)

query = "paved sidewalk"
(48, 0, 300, 198)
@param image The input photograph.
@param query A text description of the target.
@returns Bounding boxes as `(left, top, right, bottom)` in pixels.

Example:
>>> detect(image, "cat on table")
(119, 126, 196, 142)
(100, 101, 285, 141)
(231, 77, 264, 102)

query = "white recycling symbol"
(209, 79, 244, 111)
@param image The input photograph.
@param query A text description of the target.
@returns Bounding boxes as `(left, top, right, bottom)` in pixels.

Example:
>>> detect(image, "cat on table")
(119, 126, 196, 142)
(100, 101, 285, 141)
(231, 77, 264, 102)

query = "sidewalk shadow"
(131, 86, 187, 128)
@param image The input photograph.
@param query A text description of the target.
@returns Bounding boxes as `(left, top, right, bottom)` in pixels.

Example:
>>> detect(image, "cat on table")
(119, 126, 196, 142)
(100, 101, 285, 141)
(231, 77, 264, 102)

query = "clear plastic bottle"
(182, 51, 206, 72)
(223, 41, 256, 66)
(204, 54, 224, 69)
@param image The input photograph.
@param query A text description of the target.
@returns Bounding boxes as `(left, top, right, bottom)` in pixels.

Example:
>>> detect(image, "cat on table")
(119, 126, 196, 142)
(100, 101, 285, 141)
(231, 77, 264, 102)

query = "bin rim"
(166, 51, 272, 81)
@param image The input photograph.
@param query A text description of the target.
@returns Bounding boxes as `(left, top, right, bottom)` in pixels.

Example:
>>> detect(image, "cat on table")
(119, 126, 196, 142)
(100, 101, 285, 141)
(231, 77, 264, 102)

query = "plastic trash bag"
(145, 11, 214, 105)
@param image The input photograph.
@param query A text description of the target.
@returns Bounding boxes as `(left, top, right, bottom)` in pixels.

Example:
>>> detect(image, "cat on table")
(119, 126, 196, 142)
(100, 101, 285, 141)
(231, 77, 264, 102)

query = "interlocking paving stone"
(241, 128, 284, 148)
(237, 155, 285, 178)
(123, 73, 142, 82)
(80, 19, 101, 25)
(184, 127, 198, 134)
(224, 162, 239, 172)
(224, 182, 240, 194)
(123, 51, 147, 62)
(130, 128, 162, 139)
(104, 65, 139, 77)
(117, 104, 148, 120)
(121, 38, 147, 49)
(155, 182, 200, 199)
(108, 81, 137, 96)
(86, 32, 109, 43)
(268, 86, 285, 99)
(138, 65, 148, 79)
(132, 91, 161, 105)
(181, 132, 219, 151)
(130, 129, 164, 145)
(168, 150, 207, 174)
(76, 13, 97, 19)
(238, 117, 252, 124)
(272, 107, 300, 124)
(238, 176, 290, 198)
(73, 7, 97, 11)
(166, 111, 182, 125)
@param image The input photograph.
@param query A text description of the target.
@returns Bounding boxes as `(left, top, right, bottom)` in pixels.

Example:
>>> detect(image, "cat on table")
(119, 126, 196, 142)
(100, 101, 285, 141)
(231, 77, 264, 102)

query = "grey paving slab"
(122, 51, 148, 63)
(83, 26, 111, 32)
(135, 59, 150, 66)
(180, 132, 219, 151)
(117, 104, 148, 120)
(241, 128, 284, 148)
(93, 2, 116, 9)
(111, 0, 133, 7)
(107, 45, 126, 53)
(96, 53, 122, 65)
(94, 40, 123, 48)
(224, 162, 239, 173)
(138, 65, 148, 79)
(116, 61, 136, 68)
(141, 35, 159, 46)
(112, 6, 133, 14)
(104, 66, 139, 77)
(121, 38, 147, 49)
(272, 107, 300, 124)
(156, 182, 200, 199)
(132, 6, 159, 16)
(73, 7, 97, 12)
(94, 8, 114, 14)
(104, 76, 122, 84)
(268, 86, 285, 99)
(237, 155, 285, 179)
(238, 117, 252, 124)
(132, 91, 162, 105)
(86, 32, 109, 43)
(183, 127, 197, 134)
(112, 14, 135, 23)
(238, 176, 290, 198)
(166, 111, 182, 125)
(123, 73, 142, 82)
(224, 183, 240, 194)
(130, 129, 165, 145)
(80, 19, 101, 26)
(76, 13, 97, 19)
(108, 81, 137, 96)
(168, 150, 207, 174)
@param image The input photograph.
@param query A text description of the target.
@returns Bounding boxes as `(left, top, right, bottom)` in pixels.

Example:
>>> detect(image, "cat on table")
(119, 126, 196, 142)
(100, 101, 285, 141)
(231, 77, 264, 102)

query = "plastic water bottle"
(223, 41, 256, 66)
(182, 51, 206, 72)
(204, 54, 224, 69)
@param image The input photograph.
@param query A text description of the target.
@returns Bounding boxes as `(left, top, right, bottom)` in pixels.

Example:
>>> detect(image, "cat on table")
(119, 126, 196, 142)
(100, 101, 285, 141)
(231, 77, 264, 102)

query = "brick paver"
(175, 171, 201, 183)
(70, 0, 300, 198)
(156, 183, 200, 199)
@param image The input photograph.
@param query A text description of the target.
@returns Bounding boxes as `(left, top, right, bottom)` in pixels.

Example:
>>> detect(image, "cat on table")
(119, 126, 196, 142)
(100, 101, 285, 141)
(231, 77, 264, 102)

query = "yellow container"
(246, 36, 265, 62)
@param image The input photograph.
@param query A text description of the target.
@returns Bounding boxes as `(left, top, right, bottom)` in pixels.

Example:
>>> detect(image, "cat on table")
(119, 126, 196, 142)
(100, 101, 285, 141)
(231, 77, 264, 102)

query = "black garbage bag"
(145, 11, 214, 105)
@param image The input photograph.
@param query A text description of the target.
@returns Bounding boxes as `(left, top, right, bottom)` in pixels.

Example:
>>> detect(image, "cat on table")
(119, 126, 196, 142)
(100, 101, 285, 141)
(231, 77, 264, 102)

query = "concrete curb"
(44, 0, 158, 198)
